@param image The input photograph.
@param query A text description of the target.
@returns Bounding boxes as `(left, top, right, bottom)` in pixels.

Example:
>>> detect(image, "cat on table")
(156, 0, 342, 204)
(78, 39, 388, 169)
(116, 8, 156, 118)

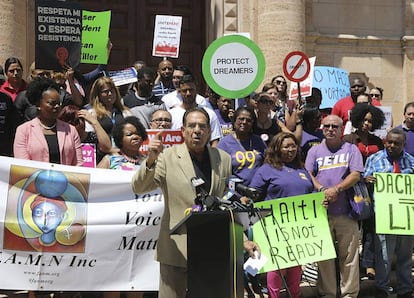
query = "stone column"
(0, 0, 30, 76)
(256, 0, 306, 84)
(402, 1, 414, 108)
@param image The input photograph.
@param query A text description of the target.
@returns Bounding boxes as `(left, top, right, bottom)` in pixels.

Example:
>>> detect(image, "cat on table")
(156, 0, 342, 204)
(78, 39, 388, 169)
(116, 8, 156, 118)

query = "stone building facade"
(1, 0, 413, 124)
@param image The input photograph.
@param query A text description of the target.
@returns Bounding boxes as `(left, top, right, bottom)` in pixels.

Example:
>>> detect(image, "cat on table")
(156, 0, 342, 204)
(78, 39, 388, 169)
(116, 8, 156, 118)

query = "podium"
(171, 210, 265, 298)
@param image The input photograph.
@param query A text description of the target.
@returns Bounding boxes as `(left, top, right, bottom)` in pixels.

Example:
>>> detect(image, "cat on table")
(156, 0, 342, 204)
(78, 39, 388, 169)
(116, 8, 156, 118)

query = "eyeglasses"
(161, 67, 173, 71)
(323, 124, 340, 129)
(275, 80, 286, 85)
(152, 118, 172, 123)
(370, 93, 380, 98)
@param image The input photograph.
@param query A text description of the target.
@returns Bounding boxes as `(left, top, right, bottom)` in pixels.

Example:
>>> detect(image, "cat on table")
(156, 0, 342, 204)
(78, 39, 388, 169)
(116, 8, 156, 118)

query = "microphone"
(227, 177, 261, 201)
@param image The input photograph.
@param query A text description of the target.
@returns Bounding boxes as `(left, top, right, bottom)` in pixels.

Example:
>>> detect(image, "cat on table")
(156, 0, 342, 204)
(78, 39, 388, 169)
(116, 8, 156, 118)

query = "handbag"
(348, 178, 373, 220)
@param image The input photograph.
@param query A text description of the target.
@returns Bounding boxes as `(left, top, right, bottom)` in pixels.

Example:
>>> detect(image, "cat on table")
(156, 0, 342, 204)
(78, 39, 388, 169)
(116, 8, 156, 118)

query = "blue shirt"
(364, 149, 414, 177)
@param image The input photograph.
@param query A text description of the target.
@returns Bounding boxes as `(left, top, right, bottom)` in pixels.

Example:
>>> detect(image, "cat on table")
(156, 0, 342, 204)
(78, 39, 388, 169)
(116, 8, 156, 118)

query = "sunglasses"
(351, 84, 364, 88)
(370, 93, 380, 98)
(275, 80, 286, 85)
(323, 124, 340, 129)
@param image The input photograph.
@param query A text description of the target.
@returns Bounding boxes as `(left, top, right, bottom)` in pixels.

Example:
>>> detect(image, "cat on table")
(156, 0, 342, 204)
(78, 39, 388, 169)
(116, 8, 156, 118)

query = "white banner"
(0, 157, 162, 291)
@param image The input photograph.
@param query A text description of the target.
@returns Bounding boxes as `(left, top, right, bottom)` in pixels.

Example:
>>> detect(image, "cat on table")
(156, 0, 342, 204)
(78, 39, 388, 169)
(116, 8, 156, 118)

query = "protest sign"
(108, 68, 138, 87)
(81, 10, 111, 64)
(312, 67, 350, 109)
(202, 35, 265, 98)
(152, 15, 182, 58)
(373, 106, 392, 139)
(374, 173, 414, 235)
(289, 56, 316, 101)
(140, 129, 183, 154)
(253, 192, 336, 271)
(0, 157, 162, 290)
(81, 143, 96, 168)
(35, 0, 82, 71)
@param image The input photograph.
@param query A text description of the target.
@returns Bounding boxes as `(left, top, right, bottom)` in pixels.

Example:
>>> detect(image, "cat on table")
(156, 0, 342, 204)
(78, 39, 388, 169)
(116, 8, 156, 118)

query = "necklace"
(120, 150, 142, 164)
(39, 122, 56, 130)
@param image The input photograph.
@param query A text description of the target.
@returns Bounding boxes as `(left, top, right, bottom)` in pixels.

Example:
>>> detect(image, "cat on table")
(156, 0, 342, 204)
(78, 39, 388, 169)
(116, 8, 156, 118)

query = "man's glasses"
(323, 124, 340, 129)
(161, 67, 173, 71)
(152, 118, 172, 123)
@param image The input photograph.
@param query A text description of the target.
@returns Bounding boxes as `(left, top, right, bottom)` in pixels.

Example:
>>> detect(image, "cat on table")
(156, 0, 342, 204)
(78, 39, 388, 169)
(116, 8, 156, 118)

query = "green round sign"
(202, 35, 265, 98)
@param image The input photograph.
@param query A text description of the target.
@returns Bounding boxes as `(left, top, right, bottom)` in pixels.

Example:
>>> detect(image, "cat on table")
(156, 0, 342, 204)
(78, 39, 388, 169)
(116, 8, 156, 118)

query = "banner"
(374, 172, 414, 235)
(312, 66, 350, 109)
(0, 157, 162, 291)
(252, 192, 336, 271)
(35, 0, 82, 71)
(81, 10, 111, 64)
(152, 15, 182, 58)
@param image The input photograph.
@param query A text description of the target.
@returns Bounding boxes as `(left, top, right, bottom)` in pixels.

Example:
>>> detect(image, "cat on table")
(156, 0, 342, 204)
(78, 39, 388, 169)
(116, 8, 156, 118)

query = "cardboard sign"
(283, 51, 311, 83)
(139, 129, 184, 154)
(202, 35, 265, 98)
(289, 56, 316, 100)
(374, 172, 414, 235)
(312, 66, 350, 109)
(35, 0, 82, 71)
(253, 192, 336, 271)
(81, 143, 96, 168)
(108, 68, 138, 87)
(81, 10, 111, 64)
(152, 15, 182, 58)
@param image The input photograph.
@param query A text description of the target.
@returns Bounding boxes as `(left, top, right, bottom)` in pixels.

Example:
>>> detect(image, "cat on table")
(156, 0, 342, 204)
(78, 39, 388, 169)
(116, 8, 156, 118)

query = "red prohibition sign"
(282, 51, 310, 83)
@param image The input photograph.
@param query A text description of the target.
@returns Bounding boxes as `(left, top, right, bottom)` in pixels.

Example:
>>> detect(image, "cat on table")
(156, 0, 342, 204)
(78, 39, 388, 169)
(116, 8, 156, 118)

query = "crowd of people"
(1, 54, 414, 298)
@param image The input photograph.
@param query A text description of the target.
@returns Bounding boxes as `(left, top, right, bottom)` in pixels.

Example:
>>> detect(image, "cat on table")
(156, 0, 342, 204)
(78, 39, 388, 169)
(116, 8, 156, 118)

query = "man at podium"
(132, 107, 259, 297)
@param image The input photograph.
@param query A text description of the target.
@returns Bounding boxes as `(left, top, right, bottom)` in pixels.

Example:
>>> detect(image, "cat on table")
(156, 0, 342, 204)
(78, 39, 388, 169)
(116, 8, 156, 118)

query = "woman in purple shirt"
(217, 107, 266, 185)
(250, 132, 315, 298)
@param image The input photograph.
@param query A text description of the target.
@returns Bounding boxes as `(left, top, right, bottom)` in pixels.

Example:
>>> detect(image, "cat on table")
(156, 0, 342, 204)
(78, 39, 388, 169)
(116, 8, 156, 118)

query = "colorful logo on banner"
(139, 129, 183, 154)
(253, 192, 336, 271)
(374, 173, 414, 235)
(5, 167, 89, 252)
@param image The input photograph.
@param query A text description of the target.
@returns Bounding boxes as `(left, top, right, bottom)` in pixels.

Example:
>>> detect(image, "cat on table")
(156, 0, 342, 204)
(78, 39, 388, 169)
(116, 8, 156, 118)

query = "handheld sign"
(81, 10, 111, 64)
(202, 35, 265, 98)
(35, 0, 82, 71)
(152, 15, 182, 58)
(283, 51, 311, 83)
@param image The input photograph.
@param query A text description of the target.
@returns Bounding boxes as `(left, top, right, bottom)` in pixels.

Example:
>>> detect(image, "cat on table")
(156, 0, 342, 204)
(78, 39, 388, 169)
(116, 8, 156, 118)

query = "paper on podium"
(243, 251, 268, 276)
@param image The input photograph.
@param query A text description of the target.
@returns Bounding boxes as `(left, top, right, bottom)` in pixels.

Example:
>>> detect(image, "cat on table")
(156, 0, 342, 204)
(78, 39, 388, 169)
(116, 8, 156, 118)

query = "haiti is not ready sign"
(202, 35, 265, 98)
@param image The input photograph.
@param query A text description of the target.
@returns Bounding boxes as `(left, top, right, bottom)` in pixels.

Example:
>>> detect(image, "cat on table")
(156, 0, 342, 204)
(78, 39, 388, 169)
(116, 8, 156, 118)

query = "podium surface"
(171, 211, 246, 298)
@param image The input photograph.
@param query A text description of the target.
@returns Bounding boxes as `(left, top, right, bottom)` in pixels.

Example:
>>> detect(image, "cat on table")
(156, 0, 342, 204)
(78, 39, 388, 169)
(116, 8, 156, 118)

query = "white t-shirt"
(169, 105, 223, 141)
(162, 90, 207, 109)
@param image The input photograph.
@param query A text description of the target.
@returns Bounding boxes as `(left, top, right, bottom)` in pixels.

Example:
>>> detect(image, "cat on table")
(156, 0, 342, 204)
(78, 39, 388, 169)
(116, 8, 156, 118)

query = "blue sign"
(312, 66, 350, 109)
